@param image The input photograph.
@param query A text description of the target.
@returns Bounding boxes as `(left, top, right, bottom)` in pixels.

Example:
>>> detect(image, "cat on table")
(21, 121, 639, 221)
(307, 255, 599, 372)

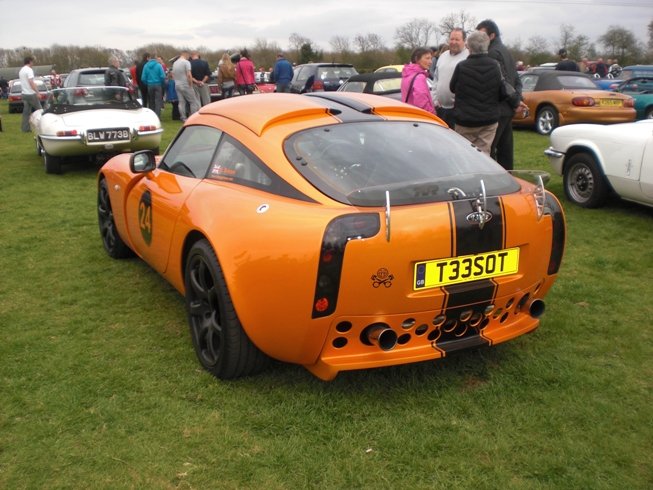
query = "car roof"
(198, 92, 441, 136)
(524, 70, 597, 90)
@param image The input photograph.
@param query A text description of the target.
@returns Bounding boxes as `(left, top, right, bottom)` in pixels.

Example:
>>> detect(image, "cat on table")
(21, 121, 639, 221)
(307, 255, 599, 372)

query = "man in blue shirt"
(273, 54, 294, 93)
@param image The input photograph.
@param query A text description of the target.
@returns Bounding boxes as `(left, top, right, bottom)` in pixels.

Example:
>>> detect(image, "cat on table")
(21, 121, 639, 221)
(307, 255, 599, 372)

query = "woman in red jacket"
(235, 49, 256, 95)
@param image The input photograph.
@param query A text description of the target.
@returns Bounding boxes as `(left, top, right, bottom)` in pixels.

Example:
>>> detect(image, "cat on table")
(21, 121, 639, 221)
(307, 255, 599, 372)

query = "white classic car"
(30, 86, 163, 174)
(544, 120, 653, 208)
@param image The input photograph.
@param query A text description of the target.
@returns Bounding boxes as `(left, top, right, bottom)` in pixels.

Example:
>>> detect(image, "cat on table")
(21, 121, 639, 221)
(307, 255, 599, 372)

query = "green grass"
(1, 101, 652, 489)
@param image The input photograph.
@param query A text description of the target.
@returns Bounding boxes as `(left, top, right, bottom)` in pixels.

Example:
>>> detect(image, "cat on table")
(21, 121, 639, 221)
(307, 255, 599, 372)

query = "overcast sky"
(3, 0, 651, 54)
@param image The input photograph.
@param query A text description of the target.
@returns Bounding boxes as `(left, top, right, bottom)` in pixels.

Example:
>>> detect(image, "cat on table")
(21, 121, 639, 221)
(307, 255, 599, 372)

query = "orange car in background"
(98, 93, 566, 381)
(513, 69, 635, 135)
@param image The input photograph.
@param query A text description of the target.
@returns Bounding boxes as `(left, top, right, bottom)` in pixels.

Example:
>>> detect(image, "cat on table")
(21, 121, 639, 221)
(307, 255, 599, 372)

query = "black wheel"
(536, 105, 559, 135)
(563, 153, 609, 208)
(98, 178, 134, 258)
(645, 107, 653, 120)
(185, 239, 269, 379)
(43, 151, 62, 174)
(151, 146, 160, 156)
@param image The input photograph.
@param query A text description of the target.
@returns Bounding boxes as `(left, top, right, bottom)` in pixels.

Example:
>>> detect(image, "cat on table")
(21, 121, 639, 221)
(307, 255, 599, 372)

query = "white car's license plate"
(87, 128, 130, 142)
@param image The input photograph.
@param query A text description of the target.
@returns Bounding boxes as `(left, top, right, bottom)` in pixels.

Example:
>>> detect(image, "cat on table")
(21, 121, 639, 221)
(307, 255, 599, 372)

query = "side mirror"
(130, 150, 156, 173)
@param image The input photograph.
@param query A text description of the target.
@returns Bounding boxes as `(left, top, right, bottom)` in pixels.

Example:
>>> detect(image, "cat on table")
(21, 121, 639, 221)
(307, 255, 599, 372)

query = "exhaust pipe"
(364, 324, 398, 351)
(529, 299, 546, 319)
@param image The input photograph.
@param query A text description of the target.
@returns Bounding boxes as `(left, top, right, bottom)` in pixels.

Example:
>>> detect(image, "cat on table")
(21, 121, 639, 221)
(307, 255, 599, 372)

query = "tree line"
(1, 11, 651, 74)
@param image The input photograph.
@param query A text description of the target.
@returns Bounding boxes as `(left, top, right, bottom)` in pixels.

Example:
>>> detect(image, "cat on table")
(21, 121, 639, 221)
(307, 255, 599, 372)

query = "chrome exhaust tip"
(529, 299, 546, 319)
(364, 323, 398, 351)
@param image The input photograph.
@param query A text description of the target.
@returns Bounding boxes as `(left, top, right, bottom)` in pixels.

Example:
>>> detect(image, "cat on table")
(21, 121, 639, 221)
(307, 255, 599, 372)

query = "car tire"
(645, 107, 653, 119)
(536, 105, 558, 135)
(563, 153, 609, 208)
(152, 146, 160, 156)
(97, 178, 135, 258)
(43, 151, 62, 174)
(185, 239, 269, 380)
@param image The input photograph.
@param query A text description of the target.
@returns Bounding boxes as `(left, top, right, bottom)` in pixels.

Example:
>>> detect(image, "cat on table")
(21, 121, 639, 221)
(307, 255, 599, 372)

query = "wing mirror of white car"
(130, 150, 157, 173)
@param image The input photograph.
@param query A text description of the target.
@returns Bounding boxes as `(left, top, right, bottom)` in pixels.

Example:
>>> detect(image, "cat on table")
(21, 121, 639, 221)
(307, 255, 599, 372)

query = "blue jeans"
(276, 83, 290, 93)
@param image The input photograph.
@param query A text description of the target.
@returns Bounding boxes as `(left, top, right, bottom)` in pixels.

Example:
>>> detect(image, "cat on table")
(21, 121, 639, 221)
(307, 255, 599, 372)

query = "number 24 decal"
(138, 190, 153, 246)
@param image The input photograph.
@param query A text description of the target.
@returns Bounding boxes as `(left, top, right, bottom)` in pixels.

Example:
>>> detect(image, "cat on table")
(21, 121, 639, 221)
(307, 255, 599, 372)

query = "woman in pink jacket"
(401, 47, 435, 114)
(235, 49, 256, 95)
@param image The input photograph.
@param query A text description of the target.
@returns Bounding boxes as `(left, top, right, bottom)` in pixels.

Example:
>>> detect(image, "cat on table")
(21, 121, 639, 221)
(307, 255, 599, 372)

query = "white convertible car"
(545, 120, 653, 208)
(30, 87, 163, 174)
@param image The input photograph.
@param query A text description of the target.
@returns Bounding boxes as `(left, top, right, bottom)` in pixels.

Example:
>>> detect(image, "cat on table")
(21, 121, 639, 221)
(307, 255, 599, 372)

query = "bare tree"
(439, 9, 477, 37)
(525, 35, 551, 66)
(558, 24, 575, 50)
(354, 33, 386, 52)
(394, 19, 438, 49)
(330, 36, 351, 54)
(649, 18, 653, 50)
(599, 25, 641, 64)
(251, 38, 282, 70)
(289, 33, 312, 61)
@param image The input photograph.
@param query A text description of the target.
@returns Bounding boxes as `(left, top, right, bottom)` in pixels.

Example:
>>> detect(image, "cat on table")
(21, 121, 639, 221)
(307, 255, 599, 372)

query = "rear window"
(317, 66, 357, 79)
(372, 78, 401, 92)
(340, 81, 366, 93)
(78, 73, 107, 86)
(10, 81, 48, 93)
(558, 76, 599, 89)
(285, 121, 519, 206)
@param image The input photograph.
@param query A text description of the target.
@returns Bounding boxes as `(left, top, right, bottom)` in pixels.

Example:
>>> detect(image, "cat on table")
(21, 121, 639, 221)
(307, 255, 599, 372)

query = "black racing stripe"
(303, 93, 384, 122)
(436, 197, 507, 355)
(451, 197, 504, 256)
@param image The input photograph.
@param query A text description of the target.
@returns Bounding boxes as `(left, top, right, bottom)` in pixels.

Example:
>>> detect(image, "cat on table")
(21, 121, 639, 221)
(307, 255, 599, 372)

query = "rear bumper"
(40, 128, 162, 157)
(304, 279, 546, 380)
(544, 147, 565, 176)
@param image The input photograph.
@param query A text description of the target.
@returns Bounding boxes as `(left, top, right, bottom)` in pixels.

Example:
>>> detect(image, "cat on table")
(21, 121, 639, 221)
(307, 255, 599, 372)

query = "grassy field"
(1, 99, 652, 489)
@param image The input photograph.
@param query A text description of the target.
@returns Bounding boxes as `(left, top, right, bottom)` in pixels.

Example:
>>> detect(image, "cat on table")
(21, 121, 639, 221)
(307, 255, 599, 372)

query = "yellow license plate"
(414, 248, 520, 290)
(599, 99, 622, 107)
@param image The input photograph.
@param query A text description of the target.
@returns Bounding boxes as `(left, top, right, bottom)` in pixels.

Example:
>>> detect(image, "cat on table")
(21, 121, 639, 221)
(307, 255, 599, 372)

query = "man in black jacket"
(555, 49, 580, 71)
(136, 53, 150, 108)
(476, 20, 526, 170)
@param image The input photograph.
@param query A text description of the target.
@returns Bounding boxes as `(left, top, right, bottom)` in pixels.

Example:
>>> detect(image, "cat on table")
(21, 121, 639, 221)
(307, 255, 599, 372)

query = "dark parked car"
(290, 63, 357, 93)
(7, 80, 49, 113)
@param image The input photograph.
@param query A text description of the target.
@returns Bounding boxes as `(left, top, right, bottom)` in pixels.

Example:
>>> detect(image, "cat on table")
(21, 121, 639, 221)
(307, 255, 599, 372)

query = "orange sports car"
(513, 69, 635, 135)
(98, 93, 566, 381)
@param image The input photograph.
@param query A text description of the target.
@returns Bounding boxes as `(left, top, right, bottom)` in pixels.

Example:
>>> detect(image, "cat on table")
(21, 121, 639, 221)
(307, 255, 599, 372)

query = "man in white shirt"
(172, 51, 200, 123)
(431, 29, 469, 129)
(19, 56, 41, 132)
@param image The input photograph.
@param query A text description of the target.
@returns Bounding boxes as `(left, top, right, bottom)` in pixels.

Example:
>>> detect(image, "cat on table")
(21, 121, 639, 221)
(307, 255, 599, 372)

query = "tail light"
(312, 79, 324, 91)
(73, 88, 88, 97)
(139, 125, 157, 131)
(312, 214, 381, 318)
(56, 130, 78, 137)
(9, 96, 20, 101)
(626, 98, 635, 107)
(543, 192, 565, 275)
(571, 97, 595, 107)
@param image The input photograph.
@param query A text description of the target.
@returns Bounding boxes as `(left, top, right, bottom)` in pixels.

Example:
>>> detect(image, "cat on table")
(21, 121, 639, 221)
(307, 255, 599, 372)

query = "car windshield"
(285, 121, 520, 206)
(373, 78, 401, 92)
(558, 76, 599, 89)
(43, 87, 140, 114)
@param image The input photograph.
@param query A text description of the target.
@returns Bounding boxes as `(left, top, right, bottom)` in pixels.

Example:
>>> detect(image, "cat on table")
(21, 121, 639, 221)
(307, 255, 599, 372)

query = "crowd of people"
(402, 19, 527, 170)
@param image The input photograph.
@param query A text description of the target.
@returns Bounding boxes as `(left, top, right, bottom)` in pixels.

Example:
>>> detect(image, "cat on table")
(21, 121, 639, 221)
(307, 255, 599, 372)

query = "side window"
(209, 136, 272, 187)
(207, 135, 314, 203)
(295, 67, 309, 82)
(160, 126, 223, 178)
(521, 75, 538, 93)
